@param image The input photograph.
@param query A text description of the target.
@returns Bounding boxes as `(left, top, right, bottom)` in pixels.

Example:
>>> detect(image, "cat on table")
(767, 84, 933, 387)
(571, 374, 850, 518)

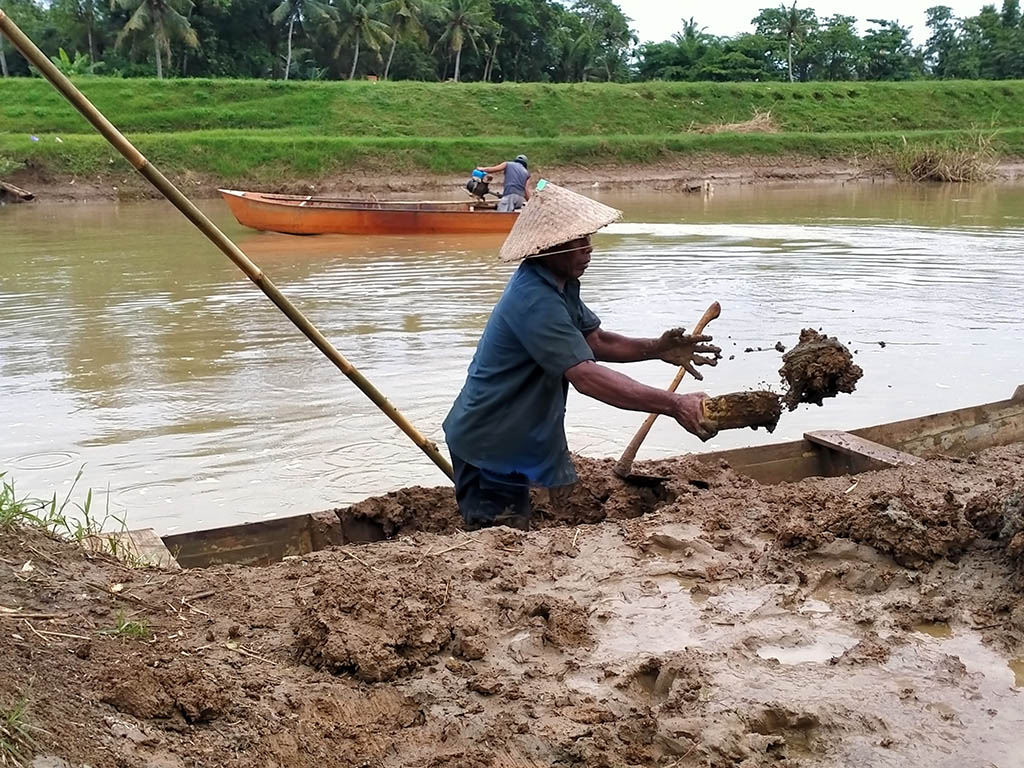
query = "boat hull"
(158, 386, 1024, 569)
(220, 189, 517, 235)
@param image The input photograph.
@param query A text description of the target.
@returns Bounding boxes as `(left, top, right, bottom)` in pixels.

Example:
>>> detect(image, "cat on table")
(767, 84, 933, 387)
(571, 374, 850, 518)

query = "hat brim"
(497, 182, 622, 263)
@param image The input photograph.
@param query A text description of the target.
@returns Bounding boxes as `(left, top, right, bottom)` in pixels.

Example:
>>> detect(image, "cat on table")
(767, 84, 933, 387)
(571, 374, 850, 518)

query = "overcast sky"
(615, 1, 988, 45)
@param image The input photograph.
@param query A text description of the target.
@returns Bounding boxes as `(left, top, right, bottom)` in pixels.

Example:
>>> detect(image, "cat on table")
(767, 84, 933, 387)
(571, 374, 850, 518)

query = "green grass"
(100, 612, 151, 641)
(0, 471, 148, 568)
(0, 473, 53, 534)
(0, 698, 39, 768)
(3, 127, 1024, 184)
(2, 79, 1023, 185)
(3, 79, 1024, 137)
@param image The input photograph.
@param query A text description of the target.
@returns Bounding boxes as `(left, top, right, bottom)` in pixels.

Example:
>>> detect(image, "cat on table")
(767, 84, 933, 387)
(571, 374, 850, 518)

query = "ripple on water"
(112, 482, 179, 506)
(5, 451, 80, 471)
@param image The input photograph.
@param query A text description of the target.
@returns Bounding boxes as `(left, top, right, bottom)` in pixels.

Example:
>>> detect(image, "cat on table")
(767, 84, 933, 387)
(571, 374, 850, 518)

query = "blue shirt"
(502, 161, 530, 198)
(443, 260, 601, 487)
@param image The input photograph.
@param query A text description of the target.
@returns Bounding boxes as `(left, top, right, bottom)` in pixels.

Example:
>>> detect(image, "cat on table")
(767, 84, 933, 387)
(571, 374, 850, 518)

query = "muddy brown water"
(1, 183, 1023, 533)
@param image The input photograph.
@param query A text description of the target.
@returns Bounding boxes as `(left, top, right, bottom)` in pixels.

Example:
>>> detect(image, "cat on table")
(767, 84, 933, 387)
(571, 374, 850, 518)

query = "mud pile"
(779, 328, 863, 410)
(335, 455, 719, 539)
(3, 445, 1024, 768)
(966, 485, 1024, 577)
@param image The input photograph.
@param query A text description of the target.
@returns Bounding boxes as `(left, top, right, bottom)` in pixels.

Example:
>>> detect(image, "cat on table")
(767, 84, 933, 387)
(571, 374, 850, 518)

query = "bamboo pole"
(0, 10, 454, 482)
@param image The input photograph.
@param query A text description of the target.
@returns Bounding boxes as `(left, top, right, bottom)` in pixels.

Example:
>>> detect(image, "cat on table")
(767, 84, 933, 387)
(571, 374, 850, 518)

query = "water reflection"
(1, 183, 1022, 532)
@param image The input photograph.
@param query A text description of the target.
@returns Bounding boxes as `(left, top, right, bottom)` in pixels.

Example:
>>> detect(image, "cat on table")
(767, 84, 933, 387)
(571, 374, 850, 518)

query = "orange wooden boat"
(219, 189, 518, 235)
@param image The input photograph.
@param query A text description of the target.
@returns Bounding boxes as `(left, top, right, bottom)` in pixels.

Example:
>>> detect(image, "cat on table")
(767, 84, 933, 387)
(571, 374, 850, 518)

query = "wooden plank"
(163, 515, 318, 569)
(695, 444, 828, 485)
(857, 394, 1024, 458)
(83, 528, 180, 570)
(805, 430, 923, 468)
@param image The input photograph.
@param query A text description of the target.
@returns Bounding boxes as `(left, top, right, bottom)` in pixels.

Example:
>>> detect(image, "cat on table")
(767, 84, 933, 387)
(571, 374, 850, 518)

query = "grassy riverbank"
(2, 78, 1023, 193)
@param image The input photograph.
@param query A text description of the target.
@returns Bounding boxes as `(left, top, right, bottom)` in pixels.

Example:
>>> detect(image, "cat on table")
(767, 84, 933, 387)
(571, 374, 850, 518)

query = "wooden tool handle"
(613, 302, 722, 478)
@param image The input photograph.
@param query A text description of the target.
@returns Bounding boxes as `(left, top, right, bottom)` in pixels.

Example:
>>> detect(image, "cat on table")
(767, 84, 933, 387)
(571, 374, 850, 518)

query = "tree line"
(639, 2, 1024, 82)
(1, 0, 1023, 82)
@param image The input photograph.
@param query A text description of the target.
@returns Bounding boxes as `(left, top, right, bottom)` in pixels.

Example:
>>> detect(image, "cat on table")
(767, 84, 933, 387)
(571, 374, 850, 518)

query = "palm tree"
(597, 25, 636, 82)
(270, 0, 334, 80)
(480, 19, 500, 81)
(112, 0, 198, 79)
(435, 0, 490, 82)
(334, 0, 391, 79)
(674, 17, 708, 50)
(380, 0, 438, 80)
(561, 28, 596, 82)
(779, 1, 809, 82)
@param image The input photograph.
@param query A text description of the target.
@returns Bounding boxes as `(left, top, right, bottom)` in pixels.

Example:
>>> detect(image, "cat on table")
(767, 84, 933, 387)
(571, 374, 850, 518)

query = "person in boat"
(443, 180, 720, 530)
(476, 154, 531, 212)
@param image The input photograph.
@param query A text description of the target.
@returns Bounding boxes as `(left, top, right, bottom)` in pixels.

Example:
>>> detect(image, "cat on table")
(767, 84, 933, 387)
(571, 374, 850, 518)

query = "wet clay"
(335, 455, 713, 540)
(4, 445, 1024, 768)
(779, 328, 864, 410)
(703, 390, 784, 432)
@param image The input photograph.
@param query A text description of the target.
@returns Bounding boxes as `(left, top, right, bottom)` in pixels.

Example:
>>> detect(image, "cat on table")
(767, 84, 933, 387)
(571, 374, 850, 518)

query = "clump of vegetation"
(694, 108, 777, 134)
(0, 697, 42, 768)
(0, 471, 147, 568)
(0, 155, 24, 177)
(48, 47, 105, 76)
(101, 611, 151, 641)
(0, 474, 46, 533)
(885, 131, 998, 183)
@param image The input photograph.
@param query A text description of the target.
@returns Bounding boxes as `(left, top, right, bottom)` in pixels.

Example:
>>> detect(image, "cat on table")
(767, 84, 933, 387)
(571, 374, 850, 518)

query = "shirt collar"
(522, 259, 576, 296)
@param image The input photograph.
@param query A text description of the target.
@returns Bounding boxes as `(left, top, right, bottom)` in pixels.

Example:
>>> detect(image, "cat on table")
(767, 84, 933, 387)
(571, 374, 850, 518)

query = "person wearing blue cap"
(476, 154, 531, 212)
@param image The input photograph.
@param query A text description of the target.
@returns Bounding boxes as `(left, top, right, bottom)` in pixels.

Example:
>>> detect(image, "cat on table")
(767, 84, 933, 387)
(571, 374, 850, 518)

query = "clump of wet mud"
(778, 485, 977, 568)
(293, 564, 456, 681)
(965, 485, 1024, 577)
(703, 389, 783, 432)
(101, 663, 235, 723)
(779, 328, 863, 410)
(335, 455, 723, 539)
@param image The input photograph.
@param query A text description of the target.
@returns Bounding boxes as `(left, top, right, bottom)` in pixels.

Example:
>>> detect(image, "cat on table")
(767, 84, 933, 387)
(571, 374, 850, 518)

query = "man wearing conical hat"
(443, 181, 719, 530)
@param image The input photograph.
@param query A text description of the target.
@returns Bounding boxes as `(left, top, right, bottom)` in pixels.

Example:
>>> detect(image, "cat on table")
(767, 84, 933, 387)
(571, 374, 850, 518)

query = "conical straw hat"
(498, 180, 622, 263)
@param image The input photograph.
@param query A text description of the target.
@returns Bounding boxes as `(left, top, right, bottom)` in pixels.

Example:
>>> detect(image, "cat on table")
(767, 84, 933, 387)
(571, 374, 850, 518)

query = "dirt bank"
(3, 445, 1024, 767)
(7, 157, 1024, 204)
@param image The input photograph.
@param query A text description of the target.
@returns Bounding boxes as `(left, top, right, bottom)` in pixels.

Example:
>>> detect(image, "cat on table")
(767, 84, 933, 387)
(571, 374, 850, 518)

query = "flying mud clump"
(779, 328, 863, 411)
(700, 328, 863, 434)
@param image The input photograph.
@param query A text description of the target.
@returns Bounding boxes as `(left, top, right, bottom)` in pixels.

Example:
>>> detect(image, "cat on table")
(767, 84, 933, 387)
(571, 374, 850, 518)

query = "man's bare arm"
(585, 329, 661, 363)
(586, 328, 720, 380)
(564, 360, 716, 440)
(476, 162, 508, 174)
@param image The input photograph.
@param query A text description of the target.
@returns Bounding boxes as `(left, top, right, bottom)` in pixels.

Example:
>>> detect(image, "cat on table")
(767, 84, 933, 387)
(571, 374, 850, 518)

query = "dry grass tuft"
(693, 108, 778, 134)
(886, 131, 997, 182)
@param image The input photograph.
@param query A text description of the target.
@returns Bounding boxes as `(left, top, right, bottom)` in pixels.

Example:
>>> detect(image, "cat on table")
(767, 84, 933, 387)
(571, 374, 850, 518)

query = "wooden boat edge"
(156, 385, 1024, 569)
(218, 187, 517, 235)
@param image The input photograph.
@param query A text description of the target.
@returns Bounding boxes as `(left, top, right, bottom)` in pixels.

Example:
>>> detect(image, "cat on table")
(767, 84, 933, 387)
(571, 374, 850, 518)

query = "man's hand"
(653, 327, 722, 380)
(673, 392, 718, 441)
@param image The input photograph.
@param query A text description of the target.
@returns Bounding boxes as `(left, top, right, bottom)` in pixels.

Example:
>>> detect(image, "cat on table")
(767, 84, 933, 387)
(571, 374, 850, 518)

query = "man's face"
(543, 237, 593, 280)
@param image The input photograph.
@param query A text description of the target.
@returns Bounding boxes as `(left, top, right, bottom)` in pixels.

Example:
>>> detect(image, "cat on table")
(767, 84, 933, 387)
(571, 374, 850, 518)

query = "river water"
(1, 183, 1022, 533)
